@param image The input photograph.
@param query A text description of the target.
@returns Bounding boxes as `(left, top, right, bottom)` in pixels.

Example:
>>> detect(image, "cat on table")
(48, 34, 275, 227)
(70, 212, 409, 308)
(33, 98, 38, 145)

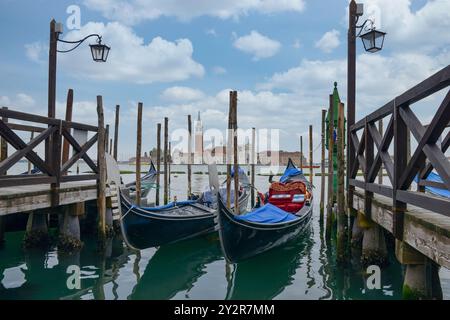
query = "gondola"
(120, 166, 250, 250)
(125, 161, 158, 198)
(216, 158, 313, 262)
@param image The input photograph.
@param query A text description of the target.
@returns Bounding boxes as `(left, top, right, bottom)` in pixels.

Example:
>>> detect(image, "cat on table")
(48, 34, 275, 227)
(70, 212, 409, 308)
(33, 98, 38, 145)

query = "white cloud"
(24, 42, 47, 63)
(161, 86, 205, 102)
(0, 93, 36, 110)
(28, 22, 204, 84)
(84, 0, 305, 24)
(260, 50, 450, 118)
(205, 29, 217, 37)
(343, 0, 450, 54)
(212, 66, 227, 75)
(293, 39, 301, 49)
(233, 30, 281, 61)
(315, 29, 340, 53)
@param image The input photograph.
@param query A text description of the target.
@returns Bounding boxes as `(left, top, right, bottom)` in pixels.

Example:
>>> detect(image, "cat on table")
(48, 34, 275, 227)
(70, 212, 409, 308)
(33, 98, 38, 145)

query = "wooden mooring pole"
(135, 103, 143, 206)
(187, 115, 192, 198)
(320, 109, 326, 223)
(309, 125, 313, 185)
(169, 141, 172, 200)
(61, 89, 73, 173)
(164, 117, 169, 205)
(156, 123, 161, 206)
(326, 94, 334, 240)
(251, 127, 256, 208)
(337, 102, 346, 262)
(97, 96, 107, 241)
(232, 91, 239, 214)
(300, 136, 303, 169)
(226, 92, 233, 209)
(113, 105, 120, 161)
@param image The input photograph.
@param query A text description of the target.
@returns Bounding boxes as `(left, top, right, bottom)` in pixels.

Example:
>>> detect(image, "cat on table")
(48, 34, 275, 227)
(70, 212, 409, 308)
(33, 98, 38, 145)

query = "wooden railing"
(349, 65, 450, 239)
(0, 108, 101, 206)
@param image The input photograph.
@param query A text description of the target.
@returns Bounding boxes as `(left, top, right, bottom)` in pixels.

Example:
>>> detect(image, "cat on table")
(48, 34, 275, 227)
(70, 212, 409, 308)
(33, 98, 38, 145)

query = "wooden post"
(113, 105, 120, 161)
(378, 119, 383, 184)
(300, 136, 303, 169)
(337, 102, 346, 262)
(61, 89, 73, 173)
(169, 141, 172, 199)
(97, 96, 107, 241)
(326, 94, 334, 239)
(0, 108, 7, 244)
(251, 127, 256, 208)
(226, 92, 233, 209)
(1, 107, 8, 167)
(320, 109, 326, 222)
(156, 123, 161, 206)
(105, 124, 110, 157)
(187, 115, 192, 198)
(347, 0, 357, 218)
(28, 131, 35, 174)
(164, 117, 169, 205)
(232, 91, 239, 214)
(309, 125, 313, 184)
(135, 103, 143, 206)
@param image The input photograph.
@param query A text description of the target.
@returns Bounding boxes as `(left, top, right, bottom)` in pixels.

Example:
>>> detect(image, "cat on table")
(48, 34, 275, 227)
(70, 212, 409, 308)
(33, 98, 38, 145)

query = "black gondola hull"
(217, 197, 313, 263)
(121, 195, 216, 249)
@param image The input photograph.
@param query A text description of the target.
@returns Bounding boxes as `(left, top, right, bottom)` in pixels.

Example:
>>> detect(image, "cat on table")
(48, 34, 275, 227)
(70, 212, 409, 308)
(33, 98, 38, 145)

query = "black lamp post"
(346, 1, 386, 207)
(46, 19, 110, 162)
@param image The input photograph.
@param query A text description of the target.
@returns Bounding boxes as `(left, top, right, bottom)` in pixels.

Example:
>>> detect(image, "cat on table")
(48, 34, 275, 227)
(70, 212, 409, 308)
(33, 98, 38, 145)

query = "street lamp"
(46, 19, 110, 162)
(346, 1, 386, 208)
(357, 19, 386, 53)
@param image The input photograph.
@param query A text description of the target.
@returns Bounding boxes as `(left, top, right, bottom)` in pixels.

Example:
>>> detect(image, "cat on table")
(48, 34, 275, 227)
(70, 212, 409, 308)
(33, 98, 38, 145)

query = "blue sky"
(0, 0, 449, 160)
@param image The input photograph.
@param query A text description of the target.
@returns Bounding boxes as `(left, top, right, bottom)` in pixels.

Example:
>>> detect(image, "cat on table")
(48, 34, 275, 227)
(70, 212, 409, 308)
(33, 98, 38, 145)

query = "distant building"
(194, 111, 203, 164)
(258, 150, 306, 166)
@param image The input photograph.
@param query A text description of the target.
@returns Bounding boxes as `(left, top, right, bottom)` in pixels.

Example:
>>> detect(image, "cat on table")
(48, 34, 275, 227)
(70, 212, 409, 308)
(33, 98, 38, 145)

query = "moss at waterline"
(23, 230, 51, 249)
(403, 284, 427, 300)
(361, 249, 389, 268)
(57, 234, 83, 252)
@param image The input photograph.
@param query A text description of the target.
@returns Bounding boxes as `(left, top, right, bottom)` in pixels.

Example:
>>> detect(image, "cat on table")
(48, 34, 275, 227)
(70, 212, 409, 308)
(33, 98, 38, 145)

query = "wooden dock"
(352, 189, 450, 269)
(0, 181, 111, 215)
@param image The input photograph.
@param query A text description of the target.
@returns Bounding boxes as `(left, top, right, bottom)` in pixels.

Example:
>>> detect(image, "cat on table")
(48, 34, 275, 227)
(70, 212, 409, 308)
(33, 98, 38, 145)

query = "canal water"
(0, 164, 449, 300)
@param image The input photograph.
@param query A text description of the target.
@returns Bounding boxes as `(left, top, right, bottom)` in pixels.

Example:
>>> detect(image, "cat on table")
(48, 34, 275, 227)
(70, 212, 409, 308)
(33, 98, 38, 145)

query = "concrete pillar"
(396, 240, 443, 299)
(23, 211, 50, 248)
(361, 223, 388, 267)
(58, 203, 84, 251)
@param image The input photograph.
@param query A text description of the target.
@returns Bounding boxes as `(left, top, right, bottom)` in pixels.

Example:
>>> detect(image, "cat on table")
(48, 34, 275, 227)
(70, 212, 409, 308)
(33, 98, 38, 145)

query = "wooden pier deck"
(0, 181, 111, 215)
(352, 189, 450, 269)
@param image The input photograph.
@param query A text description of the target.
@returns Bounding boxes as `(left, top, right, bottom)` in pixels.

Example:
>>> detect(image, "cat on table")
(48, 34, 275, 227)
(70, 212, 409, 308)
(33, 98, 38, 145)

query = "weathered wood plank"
(352, 190, 450, 268)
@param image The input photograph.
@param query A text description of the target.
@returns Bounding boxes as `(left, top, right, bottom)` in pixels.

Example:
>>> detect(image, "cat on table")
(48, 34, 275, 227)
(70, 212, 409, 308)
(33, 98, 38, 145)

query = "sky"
(0, 0, 449, 161)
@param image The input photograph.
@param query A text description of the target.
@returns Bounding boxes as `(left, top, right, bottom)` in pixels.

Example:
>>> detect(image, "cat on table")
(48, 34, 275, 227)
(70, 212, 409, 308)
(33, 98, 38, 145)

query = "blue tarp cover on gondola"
(234, 203, 298, 223)
(280, 167, 303, 183)
(415, 172, 450, 199)
(137, 200, 197, 212)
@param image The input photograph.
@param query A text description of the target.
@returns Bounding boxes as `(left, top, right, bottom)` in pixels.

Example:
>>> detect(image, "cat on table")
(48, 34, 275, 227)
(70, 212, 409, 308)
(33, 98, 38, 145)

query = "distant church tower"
(194, 111, 203, 164)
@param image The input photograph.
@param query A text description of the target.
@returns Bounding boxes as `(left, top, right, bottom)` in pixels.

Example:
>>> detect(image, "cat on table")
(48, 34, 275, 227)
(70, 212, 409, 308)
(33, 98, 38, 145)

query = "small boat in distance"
(125, 160, 157, 199)
(216, 158, 313, 262)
